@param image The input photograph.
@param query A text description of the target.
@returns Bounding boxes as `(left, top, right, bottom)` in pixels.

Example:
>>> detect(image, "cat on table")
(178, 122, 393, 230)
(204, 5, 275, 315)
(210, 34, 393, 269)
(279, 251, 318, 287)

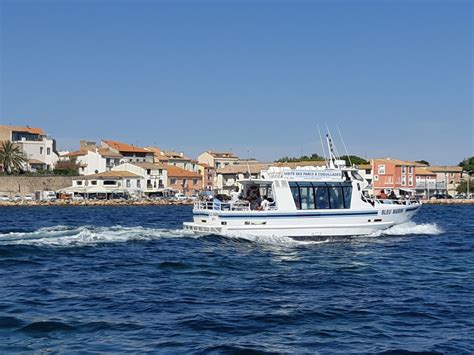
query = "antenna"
(246, 149, 252, 180)
(337, 125, 352, 167)
(317, 125, 329, 168)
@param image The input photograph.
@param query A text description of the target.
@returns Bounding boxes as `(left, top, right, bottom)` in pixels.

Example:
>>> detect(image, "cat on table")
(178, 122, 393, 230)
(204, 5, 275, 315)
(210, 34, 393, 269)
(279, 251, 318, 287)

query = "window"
(328, 184, 344, 209)
(408, 166, 413, 174)
(47, 147, 51, 155)
(126, 179, 131, 188)
(298, 183, 315, 210)
(289, 182, 301, 210)
(351, 171, 363, 181)
(170, 178, 177, 185)
(137, 180, 141, 188)
(91, 180, 97, 185)
(401, 166, 406, 174)
(342, 183, 352, 209)
(401, 175, 406, 186)
(40, 147, 43, 154)
(147, 169, 151, 175)
(408, 175, 413, 186)
(365, 169, 371, 174)
(104, 180, 116, 185)
(159, 169, 162, 175)
(374, 175, 379, 181)
(76, 181, 83, 186)
(378, 165, 385, 174)
(314, 184, 330, 209)
(193, 178, 198, 185)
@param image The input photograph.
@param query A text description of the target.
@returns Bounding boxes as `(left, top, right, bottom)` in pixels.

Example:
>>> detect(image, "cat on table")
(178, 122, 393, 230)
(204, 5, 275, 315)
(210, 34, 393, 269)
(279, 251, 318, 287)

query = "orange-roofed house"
(166, 165, 203, 196)
(145, 146, 198, 172)
(102, 140, 154, 164)
(0, 125, 59, 172)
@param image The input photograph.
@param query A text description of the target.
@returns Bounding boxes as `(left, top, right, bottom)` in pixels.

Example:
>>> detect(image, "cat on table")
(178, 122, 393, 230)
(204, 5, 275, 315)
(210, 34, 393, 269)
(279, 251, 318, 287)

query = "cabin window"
(314, 183, 330, 209)
(298, 183, 315, 210)
(342, 184, 352, 208)
(289, 183, 301, 210)
(351, 171, 363, 181)
(328, 183, 344, 209)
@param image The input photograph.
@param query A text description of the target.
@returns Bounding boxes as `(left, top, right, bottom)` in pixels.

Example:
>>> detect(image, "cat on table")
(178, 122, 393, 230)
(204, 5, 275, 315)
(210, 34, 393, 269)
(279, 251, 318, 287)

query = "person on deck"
(378, 189, 388, 199)
(230, 188, 240, 203)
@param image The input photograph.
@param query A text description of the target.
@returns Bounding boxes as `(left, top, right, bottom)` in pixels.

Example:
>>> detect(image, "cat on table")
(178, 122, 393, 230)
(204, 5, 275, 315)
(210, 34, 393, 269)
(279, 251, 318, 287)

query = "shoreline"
(0, 199, 473, 207)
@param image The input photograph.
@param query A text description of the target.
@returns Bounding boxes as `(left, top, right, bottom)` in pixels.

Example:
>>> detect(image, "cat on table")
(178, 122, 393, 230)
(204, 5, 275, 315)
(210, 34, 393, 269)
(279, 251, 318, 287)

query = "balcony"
(416, 181, 447, 189)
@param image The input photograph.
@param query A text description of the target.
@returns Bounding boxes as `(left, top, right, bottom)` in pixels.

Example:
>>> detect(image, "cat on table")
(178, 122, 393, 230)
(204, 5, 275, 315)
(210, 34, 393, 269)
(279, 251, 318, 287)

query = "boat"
(184, 136, 421, 238)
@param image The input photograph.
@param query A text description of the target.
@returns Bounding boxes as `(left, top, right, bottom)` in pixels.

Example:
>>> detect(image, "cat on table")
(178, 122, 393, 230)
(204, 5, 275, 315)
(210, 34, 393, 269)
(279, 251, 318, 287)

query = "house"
(145, 146, 198, 172)
(166, 165, 202, 196)
(63, 171, 144, 199)
(113, 162, 167, 196)
(216, 163, 271, 194)
(198, 150, 239, 170)
(62, 141, 123, 175)
(0, 125, 59, 172)
(416, 166, 463, 197)
(102, 140, 154, 163)
(372, 158, 426, 196)
(414, 167, 438, 198)
(197, 163, 215, 190)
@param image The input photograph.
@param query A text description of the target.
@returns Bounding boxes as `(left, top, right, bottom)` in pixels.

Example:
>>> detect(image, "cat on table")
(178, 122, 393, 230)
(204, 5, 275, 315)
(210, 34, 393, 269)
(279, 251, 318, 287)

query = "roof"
(64, 149, 89, 157)
(166, 165, 202, 178)
(0, 125, 45, 135)
(415, 167, 436, 176)
(356, 164, 372, 170)
(374, 158, 426, 167)
(162, 150, 191, 160)
(97, 147, 123, 158)
(28, 159, 46, 164)
(103, 140, 149, 153)
(427, 166, 463, 173)
(131, 162, 166, 169)
(217, 163, 271, 174)
(206, 151, 238, 158)
(82, 171, 141, 179)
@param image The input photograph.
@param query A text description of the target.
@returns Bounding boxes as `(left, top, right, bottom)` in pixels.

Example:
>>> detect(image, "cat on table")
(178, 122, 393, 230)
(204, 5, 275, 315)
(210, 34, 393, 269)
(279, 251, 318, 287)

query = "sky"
(0, 0, 472, 165)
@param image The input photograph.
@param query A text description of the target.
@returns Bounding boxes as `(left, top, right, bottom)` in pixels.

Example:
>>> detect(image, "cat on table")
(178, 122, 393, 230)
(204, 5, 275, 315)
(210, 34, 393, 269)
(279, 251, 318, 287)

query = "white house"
(113, 162, 168, 196)
(63, 141, 123, 175)
(198, 151, 240, 170)
(0, 125, 59, 172)
(64, 171, 144, 199)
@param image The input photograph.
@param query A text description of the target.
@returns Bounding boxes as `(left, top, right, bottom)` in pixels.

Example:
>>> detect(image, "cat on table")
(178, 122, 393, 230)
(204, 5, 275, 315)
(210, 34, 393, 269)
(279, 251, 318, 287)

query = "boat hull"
(183, 204, 421, 238)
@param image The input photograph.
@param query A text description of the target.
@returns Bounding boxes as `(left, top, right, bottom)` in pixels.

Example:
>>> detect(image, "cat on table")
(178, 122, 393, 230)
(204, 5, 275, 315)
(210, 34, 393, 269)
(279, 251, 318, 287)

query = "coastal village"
(0, 124, 472, 204)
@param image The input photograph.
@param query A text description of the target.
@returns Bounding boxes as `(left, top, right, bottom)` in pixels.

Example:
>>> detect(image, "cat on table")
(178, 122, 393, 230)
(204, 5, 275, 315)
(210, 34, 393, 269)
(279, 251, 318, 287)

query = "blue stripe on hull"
(194, 211, 379, 218)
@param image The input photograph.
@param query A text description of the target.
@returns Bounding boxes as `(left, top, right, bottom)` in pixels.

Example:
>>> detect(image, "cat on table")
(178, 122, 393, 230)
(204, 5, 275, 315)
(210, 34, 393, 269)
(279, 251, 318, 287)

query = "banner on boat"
(265, 169, 342, 180)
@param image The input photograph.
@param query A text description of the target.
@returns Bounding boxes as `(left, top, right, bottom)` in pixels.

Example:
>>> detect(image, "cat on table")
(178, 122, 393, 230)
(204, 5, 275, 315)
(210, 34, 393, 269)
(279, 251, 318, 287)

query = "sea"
(0, 204, 472, 354)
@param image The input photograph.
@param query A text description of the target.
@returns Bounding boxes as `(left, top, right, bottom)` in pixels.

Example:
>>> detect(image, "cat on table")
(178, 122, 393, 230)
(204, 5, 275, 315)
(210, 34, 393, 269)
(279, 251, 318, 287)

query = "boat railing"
(362, 194, 419, 206)
(194, 200, 251, 212)
(194, 200, 278, 212)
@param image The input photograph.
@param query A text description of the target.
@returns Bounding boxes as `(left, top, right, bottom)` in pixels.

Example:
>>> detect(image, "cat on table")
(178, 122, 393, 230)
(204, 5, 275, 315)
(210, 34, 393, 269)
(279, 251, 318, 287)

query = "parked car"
(23, 194, 34, 201)
(0, 195, 10, 202)
(430, 194, 453, 200)
(12, 195, 22, 202)
(174, 193, 187, 200)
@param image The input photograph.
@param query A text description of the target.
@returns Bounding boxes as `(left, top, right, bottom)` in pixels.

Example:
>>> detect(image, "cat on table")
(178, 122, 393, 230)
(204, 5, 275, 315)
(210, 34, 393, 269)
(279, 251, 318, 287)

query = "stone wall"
(0, 176, 78, 196)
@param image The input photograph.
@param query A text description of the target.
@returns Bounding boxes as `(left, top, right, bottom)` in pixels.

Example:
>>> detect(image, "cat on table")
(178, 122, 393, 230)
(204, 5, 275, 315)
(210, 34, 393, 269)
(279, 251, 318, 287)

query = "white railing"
(194, 200, 251, 211)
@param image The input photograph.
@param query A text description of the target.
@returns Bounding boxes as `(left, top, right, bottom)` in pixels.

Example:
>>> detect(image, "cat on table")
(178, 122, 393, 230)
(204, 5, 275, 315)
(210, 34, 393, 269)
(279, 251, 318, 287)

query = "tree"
(275, 153, 325, 163)
(459, 157, 474, 172)
(0, 140, 27, 174)
(415, 160, 430, 166)
(456, 180, 474, 194)
(339, 155, 369, 166)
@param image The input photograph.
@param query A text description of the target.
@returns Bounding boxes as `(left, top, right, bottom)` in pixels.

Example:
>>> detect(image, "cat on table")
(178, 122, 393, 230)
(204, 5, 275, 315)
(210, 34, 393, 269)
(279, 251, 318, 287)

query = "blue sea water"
(0, 205, 472, 354)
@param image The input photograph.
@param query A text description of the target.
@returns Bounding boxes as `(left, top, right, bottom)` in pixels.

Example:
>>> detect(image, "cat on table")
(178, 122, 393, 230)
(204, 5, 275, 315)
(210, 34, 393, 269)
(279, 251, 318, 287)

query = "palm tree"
(0, 140, 27, 174)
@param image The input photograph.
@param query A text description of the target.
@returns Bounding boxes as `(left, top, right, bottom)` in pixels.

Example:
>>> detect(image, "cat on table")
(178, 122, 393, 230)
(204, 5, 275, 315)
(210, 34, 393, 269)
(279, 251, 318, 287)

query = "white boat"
(184, 137, 421, 239)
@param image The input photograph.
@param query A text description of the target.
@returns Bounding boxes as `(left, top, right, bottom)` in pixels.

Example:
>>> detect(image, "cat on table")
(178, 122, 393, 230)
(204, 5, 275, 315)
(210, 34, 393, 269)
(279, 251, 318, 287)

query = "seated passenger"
(230, 188, 240, 203)
(259, 196, 270, 211)
(378, 189, 388, 199)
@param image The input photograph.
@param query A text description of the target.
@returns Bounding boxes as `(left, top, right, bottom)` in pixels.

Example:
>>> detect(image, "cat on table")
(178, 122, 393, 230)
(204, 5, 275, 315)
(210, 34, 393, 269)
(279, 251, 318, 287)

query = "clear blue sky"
(1, 0, 472, 165)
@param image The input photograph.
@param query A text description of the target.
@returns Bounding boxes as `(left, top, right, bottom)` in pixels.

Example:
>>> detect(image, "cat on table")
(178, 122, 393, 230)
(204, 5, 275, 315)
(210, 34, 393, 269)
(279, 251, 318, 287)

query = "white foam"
(369, 221, 443, 237)
(0, 225, 194, 247)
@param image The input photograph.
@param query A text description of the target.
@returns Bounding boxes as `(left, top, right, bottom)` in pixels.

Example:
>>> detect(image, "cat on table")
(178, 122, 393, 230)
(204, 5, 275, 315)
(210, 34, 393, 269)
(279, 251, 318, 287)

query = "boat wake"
(369, 221, 443, 237)
(0, 221, 443, 248)
(0, 225, 194, 247)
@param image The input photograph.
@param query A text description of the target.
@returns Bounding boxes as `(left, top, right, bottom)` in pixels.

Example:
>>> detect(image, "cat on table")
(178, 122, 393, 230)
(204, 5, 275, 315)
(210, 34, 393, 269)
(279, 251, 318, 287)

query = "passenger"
(230, 188, 240, 203)
(388, 190, 397, 200)
(260, 196, 270, 211)
(378, 189, 388, 199)
(212, 196, 222, 211)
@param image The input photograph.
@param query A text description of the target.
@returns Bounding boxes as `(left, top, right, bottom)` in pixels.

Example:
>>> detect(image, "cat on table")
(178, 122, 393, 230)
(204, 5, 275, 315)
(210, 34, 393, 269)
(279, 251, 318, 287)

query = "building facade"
(0, 125, 59, 172)
(197, 151, 239, 170)
(166, 165, 202, 196)
(113, 162, 167, 196)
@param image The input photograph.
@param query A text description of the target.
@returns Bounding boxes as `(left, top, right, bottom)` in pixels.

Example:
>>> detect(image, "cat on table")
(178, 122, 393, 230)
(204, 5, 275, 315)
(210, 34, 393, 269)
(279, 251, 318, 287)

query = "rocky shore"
(0, 199, 194, 207)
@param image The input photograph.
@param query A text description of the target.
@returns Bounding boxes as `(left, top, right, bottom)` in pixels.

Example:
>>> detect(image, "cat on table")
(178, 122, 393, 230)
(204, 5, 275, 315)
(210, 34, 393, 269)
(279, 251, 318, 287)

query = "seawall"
(0, 176, 77, 195)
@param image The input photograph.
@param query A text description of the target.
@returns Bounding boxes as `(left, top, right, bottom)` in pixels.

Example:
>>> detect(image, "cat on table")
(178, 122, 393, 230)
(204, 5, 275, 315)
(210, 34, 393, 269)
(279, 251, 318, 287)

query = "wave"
(0, 225, 194, 247)
(369, 222, 443, 237)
